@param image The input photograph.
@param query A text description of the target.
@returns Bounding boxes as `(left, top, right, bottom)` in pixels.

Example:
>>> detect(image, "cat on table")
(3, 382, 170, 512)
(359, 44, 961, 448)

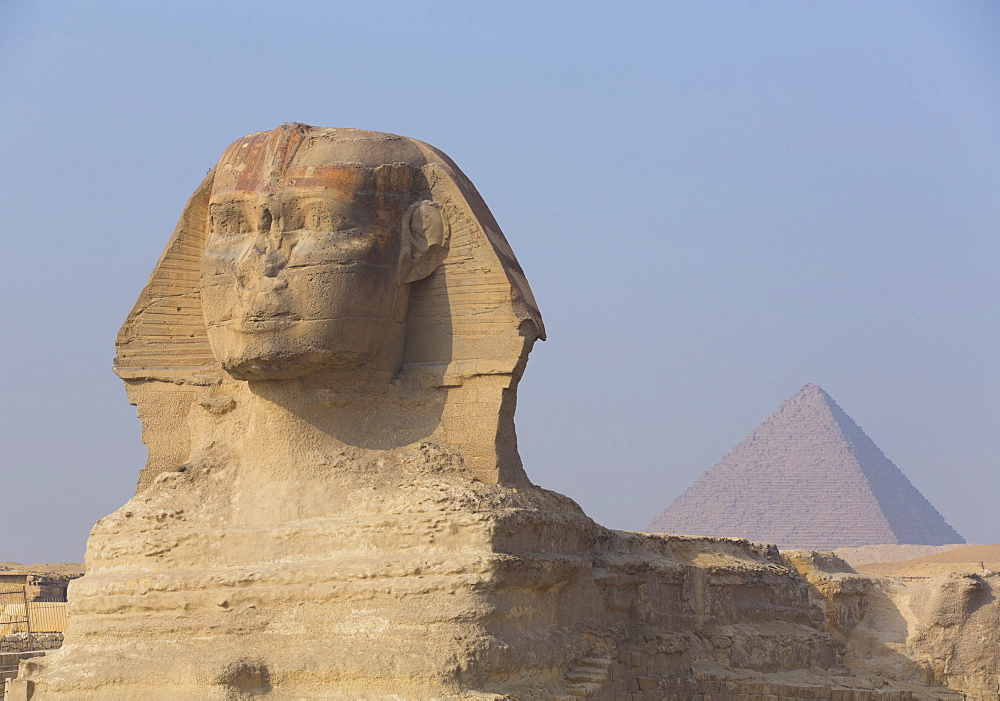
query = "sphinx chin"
(205, 315, 395, 381)
(220, 350, 378, 381)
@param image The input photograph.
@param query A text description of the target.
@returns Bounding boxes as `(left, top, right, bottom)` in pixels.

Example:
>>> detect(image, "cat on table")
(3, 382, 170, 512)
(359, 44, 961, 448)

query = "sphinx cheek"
(200, 257, 244, 323)
(199, 276, 238, 326)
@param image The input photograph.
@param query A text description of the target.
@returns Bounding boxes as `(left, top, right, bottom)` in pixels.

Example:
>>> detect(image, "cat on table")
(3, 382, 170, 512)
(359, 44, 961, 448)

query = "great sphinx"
(16, 125, 1000, 700)
(21, 124, 599, 700)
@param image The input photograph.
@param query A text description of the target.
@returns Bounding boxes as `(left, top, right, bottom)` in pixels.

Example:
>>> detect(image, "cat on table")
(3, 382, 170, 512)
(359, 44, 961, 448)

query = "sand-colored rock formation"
(784, 552, 1000, 700)
(647, 384, 964, 549)
(14, 126, 997, 700)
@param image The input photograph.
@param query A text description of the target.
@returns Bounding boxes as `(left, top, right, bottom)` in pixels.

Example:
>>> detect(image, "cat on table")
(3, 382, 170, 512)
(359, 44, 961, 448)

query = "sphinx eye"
(210, 206, 250, 237)
(307, 206, 333, 231)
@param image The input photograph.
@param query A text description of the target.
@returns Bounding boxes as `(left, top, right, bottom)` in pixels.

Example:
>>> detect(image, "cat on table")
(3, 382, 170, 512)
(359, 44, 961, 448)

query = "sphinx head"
(116, 124, 543, 485)
(199, 124, 450, 381)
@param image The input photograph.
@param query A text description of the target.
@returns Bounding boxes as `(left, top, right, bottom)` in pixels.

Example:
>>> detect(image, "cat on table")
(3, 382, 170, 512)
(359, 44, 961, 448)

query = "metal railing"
(12, 601, 65, 634)
(0, 589, 67, 653)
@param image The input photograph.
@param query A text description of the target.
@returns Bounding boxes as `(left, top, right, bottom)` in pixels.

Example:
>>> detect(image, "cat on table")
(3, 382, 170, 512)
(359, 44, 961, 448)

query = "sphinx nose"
(236, 210, 289, 284)
(237, 243, 289, 284)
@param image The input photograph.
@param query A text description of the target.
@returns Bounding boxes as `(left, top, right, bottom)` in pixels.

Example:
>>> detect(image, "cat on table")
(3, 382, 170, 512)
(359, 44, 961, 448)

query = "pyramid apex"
(790, 384, 835, 405)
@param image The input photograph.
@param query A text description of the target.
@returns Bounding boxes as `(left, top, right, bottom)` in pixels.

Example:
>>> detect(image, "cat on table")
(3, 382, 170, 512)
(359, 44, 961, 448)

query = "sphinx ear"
(399, 200, 451, 284)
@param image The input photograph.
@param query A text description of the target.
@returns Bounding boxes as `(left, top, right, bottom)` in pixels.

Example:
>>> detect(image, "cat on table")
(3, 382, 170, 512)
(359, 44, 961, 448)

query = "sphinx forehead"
(295, 127, 430, 167)
(212, 124, 429, 198)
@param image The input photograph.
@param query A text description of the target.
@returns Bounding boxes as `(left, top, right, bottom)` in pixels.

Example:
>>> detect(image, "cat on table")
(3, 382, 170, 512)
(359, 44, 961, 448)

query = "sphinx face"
(200, 177, 408, 380)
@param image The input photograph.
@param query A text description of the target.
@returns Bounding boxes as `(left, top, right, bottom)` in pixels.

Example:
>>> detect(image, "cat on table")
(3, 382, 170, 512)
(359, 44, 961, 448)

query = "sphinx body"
(16, 126, 1000, 700)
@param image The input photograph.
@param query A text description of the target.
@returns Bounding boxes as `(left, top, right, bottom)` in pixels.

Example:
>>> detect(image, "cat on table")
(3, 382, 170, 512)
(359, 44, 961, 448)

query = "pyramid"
(646, 384, 964, 550)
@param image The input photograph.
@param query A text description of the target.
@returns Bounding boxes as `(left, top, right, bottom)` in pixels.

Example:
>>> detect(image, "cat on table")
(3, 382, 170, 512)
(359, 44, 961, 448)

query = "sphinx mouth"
(245, 311, 295, 321)
(233, 312, 298, 332)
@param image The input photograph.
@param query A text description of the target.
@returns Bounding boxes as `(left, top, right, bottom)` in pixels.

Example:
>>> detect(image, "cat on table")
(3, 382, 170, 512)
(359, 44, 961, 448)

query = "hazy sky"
(1, 1, 997, 563)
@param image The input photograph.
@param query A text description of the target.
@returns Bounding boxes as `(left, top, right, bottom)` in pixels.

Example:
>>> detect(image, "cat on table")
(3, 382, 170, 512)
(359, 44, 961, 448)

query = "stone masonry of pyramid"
(646, 384, 964, 550)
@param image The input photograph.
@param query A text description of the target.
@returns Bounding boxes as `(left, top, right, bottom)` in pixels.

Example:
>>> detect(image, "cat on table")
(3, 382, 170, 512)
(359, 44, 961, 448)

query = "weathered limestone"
(648, 384, 964, 549)
(15, 126, 997, 699)
(784, 552, 1000, 700)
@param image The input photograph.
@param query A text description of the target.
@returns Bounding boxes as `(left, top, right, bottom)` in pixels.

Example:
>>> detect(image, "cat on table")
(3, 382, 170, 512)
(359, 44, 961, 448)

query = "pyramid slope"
(647, 385, 964, 550)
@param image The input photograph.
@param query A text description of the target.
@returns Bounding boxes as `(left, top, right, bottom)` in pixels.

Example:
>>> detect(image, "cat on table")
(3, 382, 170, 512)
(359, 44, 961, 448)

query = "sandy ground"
(0, 562, 85, 577)
(834, 543, 968, 567)
(840, 544, 1000, 579)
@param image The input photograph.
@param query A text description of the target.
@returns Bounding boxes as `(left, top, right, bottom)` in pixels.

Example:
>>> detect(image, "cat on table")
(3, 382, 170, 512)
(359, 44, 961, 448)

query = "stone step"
(565, 668, 606, 683)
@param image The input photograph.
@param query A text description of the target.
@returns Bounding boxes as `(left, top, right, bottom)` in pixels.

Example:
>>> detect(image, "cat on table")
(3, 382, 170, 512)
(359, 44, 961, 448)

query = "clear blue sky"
(1, 1, 997, 562)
